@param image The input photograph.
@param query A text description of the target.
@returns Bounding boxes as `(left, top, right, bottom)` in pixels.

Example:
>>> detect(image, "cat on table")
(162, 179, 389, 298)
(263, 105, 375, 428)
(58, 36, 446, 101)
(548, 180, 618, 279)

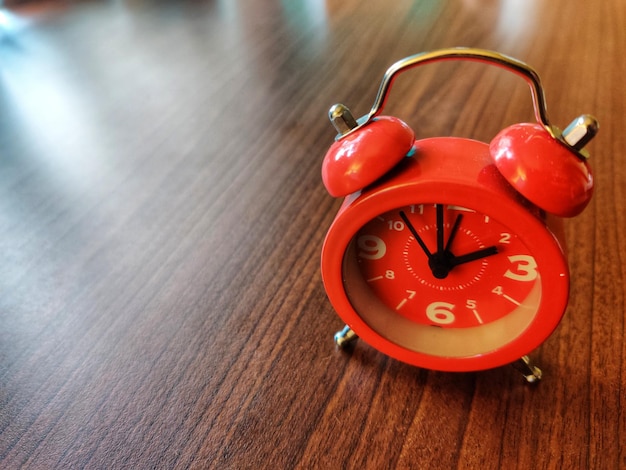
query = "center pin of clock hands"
(399, 206, 498, 279)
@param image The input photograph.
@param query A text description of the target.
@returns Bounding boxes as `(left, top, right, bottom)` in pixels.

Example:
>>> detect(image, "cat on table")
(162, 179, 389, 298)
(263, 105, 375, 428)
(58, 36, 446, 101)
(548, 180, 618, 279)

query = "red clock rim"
(321, 178, 569, 371)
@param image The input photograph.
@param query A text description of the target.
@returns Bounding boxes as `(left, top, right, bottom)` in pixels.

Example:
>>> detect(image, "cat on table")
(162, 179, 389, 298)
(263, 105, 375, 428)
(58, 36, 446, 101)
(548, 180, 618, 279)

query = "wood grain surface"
(0, 0, 623, 468)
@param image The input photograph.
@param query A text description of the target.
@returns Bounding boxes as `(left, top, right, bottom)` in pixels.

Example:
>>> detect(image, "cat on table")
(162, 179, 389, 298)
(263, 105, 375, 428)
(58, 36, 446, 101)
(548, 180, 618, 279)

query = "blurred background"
(0, 1, 622, 468)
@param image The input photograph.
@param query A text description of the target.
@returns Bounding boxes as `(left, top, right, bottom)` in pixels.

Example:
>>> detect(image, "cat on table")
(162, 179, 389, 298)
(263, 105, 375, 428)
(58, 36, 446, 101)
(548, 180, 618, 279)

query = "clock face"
(355, 203, 538, 327)
(341, 203, 544, 359)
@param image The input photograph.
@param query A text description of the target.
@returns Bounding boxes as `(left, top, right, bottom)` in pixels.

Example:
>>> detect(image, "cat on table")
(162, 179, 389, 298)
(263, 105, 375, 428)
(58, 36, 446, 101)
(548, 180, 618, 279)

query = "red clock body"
(321, 137, 569, 371)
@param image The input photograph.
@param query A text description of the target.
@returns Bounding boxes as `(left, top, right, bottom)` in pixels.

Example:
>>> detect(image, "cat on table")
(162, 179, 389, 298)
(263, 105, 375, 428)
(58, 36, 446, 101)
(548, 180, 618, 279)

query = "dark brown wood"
(0, 1, 623, 468)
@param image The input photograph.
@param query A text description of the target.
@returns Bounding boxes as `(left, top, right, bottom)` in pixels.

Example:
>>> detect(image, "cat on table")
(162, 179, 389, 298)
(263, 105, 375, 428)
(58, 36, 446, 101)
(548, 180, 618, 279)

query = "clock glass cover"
(342, 203, 541, 358)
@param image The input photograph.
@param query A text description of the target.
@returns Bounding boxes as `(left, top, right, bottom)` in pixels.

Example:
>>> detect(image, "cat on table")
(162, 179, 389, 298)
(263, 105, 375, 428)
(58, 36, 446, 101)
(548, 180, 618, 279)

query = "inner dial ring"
(353, 203, 538, 330)
(402, 224, 489, 291)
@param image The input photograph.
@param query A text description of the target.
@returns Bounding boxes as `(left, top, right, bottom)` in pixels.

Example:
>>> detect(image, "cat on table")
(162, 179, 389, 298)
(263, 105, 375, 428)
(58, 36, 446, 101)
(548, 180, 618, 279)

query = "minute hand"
(450, 246, 498, 266)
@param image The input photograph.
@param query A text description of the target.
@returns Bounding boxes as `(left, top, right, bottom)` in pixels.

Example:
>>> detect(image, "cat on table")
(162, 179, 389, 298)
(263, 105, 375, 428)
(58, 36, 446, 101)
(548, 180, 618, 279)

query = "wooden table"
(1, 1, 623, 468)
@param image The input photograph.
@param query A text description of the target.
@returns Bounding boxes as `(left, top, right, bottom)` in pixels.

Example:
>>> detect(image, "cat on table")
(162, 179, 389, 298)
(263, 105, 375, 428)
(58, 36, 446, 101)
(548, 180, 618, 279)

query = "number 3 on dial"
(504, 255, 538, 281)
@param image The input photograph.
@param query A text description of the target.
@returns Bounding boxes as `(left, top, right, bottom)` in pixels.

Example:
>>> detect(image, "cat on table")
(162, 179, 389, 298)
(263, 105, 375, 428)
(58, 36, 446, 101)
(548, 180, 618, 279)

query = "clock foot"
(512, 355, 542, 383)
(334, 325, 358, 348)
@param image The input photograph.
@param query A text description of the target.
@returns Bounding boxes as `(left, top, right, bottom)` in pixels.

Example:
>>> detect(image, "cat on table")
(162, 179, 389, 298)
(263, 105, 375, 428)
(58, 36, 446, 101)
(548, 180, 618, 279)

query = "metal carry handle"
(368, 48, 550, 127)
(329, 47, 598, 154)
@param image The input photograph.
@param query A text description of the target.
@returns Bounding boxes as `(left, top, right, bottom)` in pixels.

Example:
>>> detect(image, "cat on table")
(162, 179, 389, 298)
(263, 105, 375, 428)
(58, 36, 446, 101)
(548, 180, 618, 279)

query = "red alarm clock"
(320, 48, 598, 382)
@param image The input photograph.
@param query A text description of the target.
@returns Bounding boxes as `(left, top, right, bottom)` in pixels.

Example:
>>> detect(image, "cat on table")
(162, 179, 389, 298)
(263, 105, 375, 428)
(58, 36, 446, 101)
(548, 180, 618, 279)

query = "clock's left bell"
(321, 104, 415, 198)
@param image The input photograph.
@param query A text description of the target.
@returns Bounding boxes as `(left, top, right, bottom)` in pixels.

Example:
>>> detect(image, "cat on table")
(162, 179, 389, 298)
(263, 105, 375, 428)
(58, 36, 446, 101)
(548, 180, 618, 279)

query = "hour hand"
(451, 246, 498, 266)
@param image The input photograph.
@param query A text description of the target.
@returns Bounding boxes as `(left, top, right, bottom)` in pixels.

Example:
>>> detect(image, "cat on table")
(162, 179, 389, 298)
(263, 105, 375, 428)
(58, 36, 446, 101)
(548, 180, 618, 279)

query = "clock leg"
(334, 325, 358, 348)
(512, 355, 542, 383)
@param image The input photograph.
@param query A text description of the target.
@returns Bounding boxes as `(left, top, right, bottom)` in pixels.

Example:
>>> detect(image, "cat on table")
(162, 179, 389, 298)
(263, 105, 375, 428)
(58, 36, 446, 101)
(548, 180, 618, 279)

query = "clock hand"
(444, 214, 463, 252)
(427, 245, 498, 279)
(401, 210, 454, 279)
(399, 211, 433, 259)
(400, 209, 496, 279)
(436, 204, 445, 253)
(450, 246, 498, 266)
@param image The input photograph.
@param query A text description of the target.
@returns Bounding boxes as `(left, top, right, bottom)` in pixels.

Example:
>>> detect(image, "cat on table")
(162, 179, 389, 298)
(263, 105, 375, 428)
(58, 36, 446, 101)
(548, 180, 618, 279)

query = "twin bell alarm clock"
(320, 48, 598, 382)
